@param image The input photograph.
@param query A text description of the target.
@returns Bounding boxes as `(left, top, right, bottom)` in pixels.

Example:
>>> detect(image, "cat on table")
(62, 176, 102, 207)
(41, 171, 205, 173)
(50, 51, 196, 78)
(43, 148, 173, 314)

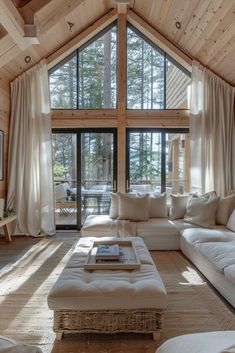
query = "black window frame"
(52, 128, 117, 230)
(49, 21, 118, 110)
(126, 23, 191, 110)
(126, 128, 189, 193)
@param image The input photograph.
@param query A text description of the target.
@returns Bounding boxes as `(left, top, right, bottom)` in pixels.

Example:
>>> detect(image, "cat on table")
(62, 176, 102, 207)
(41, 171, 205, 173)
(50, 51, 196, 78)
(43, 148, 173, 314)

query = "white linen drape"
(190, 60, 235, 197)
(7, 59, 55, 236)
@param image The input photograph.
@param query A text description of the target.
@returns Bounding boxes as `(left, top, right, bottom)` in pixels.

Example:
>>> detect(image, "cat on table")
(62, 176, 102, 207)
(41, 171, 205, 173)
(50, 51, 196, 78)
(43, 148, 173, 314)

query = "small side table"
(0, 215, 17, 242)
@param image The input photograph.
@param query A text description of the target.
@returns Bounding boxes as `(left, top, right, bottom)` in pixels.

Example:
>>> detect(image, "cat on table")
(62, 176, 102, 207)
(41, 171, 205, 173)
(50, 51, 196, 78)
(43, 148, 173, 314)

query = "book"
(95, 244, 120, 260)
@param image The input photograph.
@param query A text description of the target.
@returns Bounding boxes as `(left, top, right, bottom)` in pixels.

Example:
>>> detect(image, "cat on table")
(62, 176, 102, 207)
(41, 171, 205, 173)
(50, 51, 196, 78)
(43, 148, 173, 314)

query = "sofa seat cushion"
(81, 215, 137, 237)
(156, 331, 235, 353)
(196, 241, 235, 272)
(48, 237, 167, 311)
(136, 219, 181, 250)
(172, 219, 199, 232)
(180, 227, 235, 246)
(224, 265, 235, 285)
(137, 219, 178, 237)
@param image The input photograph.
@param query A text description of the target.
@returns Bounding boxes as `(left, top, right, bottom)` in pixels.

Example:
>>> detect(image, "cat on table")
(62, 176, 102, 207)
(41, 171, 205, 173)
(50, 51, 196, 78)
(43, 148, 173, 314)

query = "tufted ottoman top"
(47, 237, 167, 311)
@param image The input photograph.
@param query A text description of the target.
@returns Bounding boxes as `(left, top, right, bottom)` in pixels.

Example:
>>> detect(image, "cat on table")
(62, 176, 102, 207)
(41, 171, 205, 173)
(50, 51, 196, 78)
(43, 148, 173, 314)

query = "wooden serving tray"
(84, 240, 141, 270)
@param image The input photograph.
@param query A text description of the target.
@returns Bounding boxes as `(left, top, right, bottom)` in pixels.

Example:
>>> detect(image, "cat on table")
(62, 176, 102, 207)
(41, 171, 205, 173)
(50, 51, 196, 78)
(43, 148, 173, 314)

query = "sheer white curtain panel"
(7, 59, 55, 236)
(190, 60, 235, 197)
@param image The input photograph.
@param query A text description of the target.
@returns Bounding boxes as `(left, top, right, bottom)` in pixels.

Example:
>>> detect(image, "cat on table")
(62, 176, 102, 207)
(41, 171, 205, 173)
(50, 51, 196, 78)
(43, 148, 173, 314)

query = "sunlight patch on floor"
(180, 266, 206, 286)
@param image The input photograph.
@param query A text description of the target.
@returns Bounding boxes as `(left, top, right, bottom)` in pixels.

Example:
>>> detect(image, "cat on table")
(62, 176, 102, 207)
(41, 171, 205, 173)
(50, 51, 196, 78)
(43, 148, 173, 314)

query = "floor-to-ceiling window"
(127, 129, 189, 195)
(52, 129, 117, 229)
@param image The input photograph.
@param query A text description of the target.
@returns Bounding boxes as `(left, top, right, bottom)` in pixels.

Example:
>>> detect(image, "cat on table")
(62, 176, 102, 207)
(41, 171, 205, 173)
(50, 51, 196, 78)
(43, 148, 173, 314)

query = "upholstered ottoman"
(48, 237, 167, 340)
(0, 335, 42, 352)
(156, 331, 235, 353)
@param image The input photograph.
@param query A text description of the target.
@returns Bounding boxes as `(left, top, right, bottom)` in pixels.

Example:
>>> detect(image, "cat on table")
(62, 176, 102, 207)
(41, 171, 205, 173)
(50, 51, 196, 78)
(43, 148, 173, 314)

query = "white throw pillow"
(169, 194, 189, 220)
(109, 193, 119, 219)
(184, 191, 219, 228)
(216, 194, 235, 225)
(117, 192, 149, 221)
(227, 208, 235, 232)
(148, 193, 167, 218)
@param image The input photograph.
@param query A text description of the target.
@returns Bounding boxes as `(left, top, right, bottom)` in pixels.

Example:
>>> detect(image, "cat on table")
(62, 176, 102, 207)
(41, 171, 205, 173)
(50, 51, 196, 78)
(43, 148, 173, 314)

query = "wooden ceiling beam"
(127, 9, 192, 72)
(47, 8, 118, 68)
(0, 0, 28, 49)
(0, 0, 87, 69)
(0, 0, 39, 50)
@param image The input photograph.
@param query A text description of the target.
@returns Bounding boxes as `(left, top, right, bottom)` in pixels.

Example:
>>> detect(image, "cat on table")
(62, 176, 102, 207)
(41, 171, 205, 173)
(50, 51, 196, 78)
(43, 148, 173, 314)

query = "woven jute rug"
(0, 236, 234, 353)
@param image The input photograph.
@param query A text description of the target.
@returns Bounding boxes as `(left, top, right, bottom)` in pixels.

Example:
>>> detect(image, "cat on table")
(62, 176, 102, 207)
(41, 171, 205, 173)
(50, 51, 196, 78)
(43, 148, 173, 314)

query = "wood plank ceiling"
(0, 0, 234, 85)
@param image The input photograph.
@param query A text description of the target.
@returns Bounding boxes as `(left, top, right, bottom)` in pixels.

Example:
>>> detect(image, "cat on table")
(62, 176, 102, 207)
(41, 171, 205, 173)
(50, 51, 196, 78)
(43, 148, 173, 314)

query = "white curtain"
(7, 59, 55, 236)
(190, 60, 235, 197)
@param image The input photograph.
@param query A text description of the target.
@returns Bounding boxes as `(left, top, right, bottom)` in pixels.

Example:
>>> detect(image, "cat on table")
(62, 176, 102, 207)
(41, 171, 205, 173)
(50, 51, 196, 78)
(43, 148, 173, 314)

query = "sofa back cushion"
(148, 193, 167, 218)
(227, 209, 235, 232)
(216, 193, 235, 225)
(169, 194, 189, 220)
(184, 191, 219, 228)
(117, 192, 149, 221)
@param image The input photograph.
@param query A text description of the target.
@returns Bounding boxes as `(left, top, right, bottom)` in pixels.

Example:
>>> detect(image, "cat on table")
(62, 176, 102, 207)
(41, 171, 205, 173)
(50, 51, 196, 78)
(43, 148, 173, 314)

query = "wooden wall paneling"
(0, 36, 21, 69)
(185, 0, 225, 54)
(156, 0, 172, 27)
(165, 0, 195, 43)
(206, 33, 235, 70)
(213, 53, 235, 82)
(132, 0, 151, 20)
(117, 13, 127, 192)
(198, 20, 235, 66)
(177, 0, 211, 47)
(47, 8, 117, 69)
(147, 0, 164, 24)
(35, 0, 86, 34)
(127, 9, 192, 72)
(188, 0, 235, 56)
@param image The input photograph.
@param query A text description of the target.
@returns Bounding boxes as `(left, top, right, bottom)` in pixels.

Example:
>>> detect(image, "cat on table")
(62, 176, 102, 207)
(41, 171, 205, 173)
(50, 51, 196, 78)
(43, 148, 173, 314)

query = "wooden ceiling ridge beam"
(47, 8, 118, 69)
(0, 0, 39, 50)
(127, 9, 192, 72)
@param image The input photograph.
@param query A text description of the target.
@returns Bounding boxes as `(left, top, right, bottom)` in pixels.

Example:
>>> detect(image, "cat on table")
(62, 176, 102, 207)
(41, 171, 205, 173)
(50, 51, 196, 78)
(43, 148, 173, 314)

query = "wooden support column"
(117, 14, 127, 192)
(184, 134, 190, 193)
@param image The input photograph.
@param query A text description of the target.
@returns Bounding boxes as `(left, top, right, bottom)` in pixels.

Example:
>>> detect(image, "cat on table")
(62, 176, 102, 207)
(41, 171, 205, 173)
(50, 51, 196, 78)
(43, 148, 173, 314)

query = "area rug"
(0, 237, 234, 353)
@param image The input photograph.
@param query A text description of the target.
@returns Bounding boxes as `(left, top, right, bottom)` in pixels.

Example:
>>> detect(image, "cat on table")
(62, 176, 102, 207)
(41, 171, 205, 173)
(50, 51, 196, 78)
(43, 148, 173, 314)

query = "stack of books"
(95, 244, 120, 261)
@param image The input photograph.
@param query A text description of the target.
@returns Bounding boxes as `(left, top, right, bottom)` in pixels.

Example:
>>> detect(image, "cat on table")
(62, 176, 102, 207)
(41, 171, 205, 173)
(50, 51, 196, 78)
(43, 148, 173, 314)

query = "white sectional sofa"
(156, 331, 235, 353)
(81, 191, 235, 308)
(81, 215, 197, 250)
(181, 227, 235, 308)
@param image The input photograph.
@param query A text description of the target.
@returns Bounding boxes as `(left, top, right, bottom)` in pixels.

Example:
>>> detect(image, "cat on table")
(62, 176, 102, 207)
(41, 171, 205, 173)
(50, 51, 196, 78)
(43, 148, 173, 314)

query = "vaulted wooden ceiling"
(0, 0, 234, 85)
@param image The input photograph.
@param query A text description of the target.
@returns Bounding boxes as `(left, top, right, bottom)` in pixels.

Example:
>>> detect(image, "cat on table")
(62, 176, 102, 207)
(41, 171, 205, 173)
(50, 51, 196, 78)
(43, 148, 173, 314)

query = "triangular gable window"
(127, 24, 190, 109)
(49, 23, 117, 109)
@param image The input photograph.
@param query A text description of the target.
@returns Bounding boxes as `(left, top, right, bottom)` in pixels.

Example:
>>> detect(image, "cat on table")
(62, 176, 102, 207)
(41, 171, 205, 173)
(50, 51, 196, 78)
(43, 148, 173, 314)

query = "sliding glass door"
(52, 129, 117, 229)
(127, 129, 189, 195)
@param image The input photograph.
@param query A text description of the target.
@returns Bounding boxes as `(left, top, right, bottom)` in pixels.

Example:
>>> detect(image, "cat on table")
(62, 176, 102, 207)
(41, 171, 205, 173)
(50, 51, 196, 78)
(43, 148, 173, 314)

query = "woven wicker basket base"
(54, 309, 164, 336)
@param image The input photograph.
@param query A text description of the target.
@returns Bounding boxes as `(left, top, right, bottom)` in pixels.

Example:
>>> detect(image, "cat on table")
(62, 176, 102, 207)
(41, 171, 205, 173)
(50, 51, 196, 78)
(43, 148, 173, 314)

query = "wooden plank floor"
(0, 234, 234, 353)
